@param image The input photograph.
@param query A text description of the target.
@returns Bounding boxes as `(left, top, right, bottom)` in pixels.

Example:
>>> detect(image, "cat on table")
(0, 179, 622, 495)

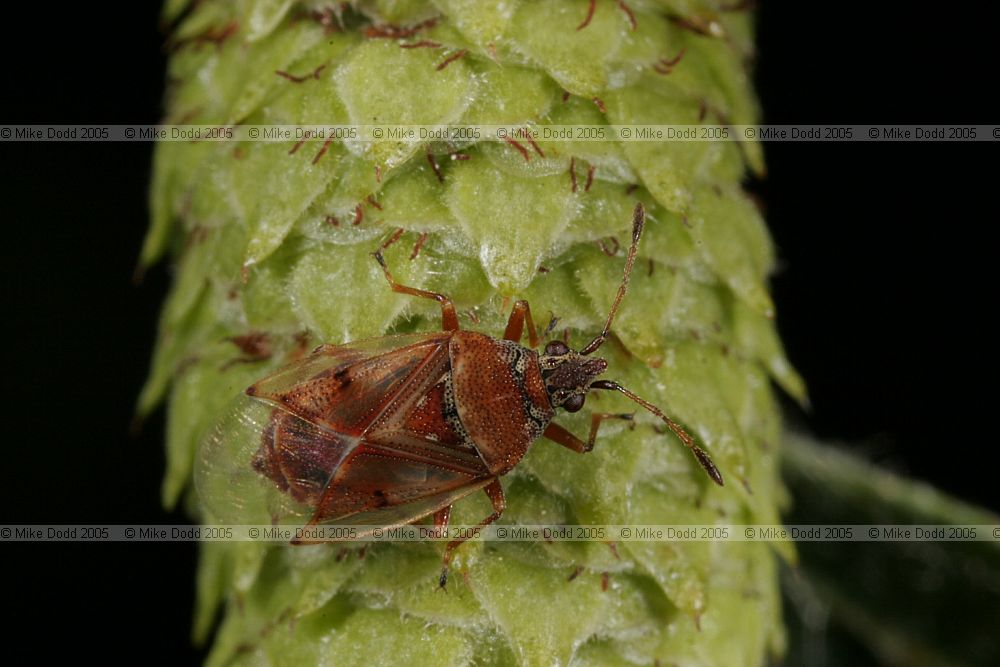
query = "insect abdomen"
(252, 409, 356, 506)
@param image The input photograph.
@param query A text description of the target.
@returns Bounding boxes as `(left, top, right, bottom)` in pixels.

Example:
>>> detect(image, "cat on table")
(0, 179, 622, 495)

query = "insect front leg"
(439, 479, 505, 589)
(542, 413, 634, 453)
(503, 300, 540, 347)
(372, 249, 460, 331)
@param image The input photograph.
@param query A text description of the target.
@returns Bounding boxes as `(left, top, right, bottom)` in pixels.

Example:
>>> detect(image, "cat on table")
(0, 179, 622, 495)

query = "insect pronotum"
(197, 203, 722, 588)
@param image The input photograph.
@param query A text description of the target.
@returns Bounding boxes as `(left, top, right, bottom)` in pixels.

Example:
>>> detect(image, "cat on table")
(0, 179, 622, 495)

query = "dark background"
(1, 3, 993, 664)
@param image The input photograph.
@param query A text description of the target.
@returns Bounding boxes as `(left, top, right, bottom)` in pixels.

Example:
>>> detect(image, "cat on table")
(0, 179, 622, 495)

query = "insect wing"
(299, 478, 492, 540)
(247, 332, 452, 434)
(196, 332, 454, 528)
(304, 429, 487, 521)
(196, 394, 322, 527)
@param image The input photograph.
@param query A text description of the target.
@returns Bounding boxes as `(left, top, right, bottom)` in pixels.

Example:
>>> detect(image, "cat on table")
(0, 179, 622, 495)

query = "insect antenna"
(589, 380, 724, 486)
(580, 202, 645, 355)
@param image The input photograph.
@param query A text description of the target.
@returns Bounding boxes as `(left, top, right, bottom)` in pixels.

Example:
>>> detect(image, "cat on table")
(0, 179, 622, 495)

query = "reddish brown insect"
(197, 203, 722, 587)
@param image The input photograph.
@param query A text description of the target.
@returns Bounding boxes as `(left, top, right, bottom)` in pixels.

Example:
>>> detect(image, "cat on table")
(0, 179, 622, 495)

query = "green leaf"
(508, 0, 626, 97)
(323, 608, 474, 667)
(335, 39, 475, 170)
(686, 185, 775, 317)
(445, 155, 576, 293)
(244, 0, 294, 42)
(431, 0, 519, 47)
(470, 554, 613, 666)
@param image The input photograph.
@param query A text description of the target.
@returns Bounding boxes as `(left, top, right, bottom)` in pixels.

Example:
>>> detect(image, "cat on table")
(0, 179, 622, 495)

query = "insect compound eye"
(562, 393, 585, 413)
(545, 340, 570, 356)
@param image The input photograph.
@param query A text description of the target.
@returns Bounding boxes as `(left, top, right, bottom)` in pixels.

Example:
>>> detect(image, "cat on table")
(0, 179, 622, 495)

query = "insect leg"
(372, 249, 460, 331)
(542, 423, 587, 452)
(438, 479, 505, 589)
(590, 379, 724, 486)
(432, 504, 452, 536)
(503, 300, 540, 347)
(542, 414, 634, 453)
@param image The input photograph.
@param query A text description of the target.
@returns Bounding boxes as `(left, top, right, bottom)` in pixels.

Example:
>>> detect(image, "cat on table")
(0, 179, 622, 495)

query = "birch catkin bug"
(197, 203, 723, 587)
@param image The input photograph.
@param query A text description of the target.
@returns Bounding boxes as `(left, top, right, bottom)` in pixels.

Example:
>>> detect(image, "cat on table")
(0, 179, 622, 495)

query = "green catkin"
(142, 2, 803, 664)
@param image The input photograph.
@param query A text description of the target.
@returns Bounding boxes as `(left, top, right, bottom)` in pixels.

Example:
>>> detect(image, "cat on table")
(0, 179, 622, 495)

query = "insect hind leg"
(372, 249, 460, 331)
(439, 479, 505, 589)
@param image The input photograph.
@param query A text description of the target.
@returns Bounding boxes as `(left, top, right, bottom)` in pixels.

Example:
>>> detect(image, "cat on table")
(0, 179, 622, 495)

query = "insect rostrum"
(197, 203, 722, 588)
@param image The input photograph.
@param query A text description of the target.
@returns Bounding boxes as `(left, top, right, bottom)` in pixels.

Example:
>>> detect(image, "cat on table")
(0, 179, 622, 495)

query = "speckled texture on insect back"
(450, 332, 554, 474)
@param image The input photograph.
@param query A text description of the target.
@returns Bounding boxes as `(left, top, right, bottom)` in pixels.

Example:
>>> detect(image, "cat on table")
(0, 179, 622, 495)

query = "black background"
(1, 3, 994, 664)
